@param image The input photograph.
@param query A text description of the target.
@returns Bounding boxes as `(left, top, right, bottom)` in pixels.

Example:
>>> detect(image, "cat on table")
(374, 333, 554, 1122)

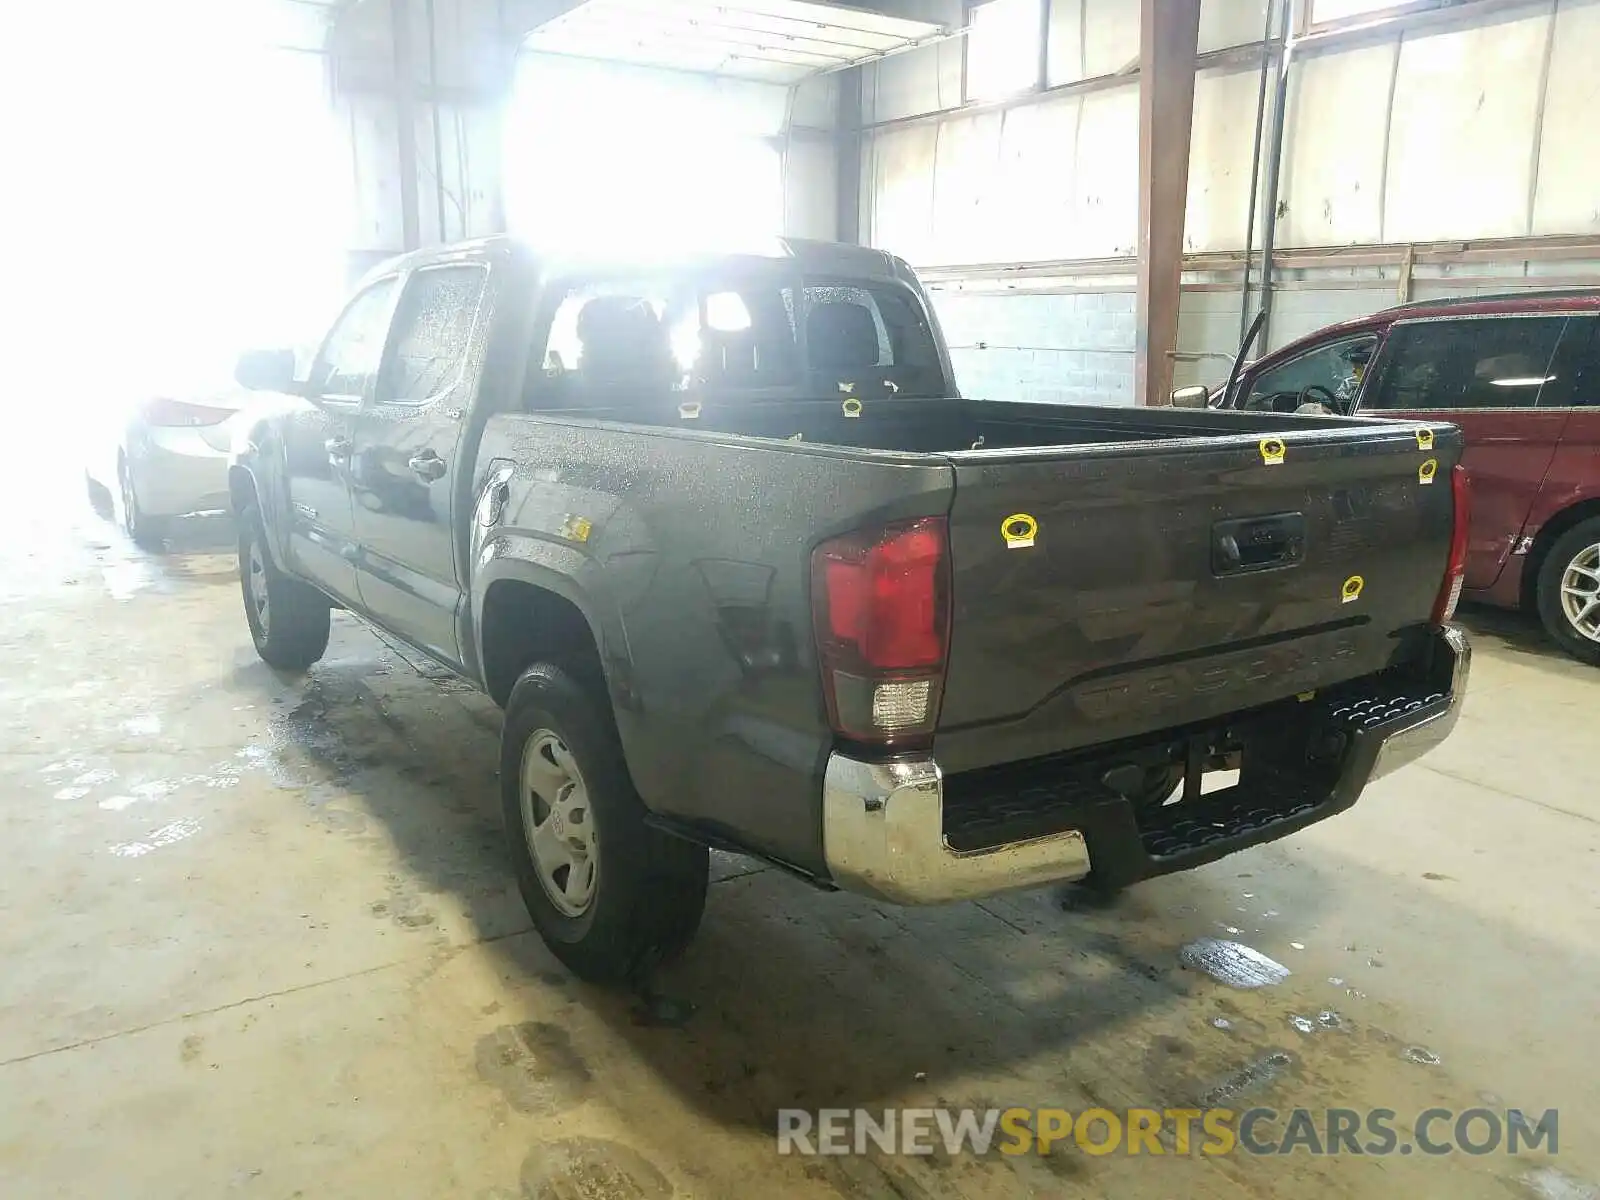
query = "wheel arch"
(1523, 499, 1600, 610)
(475, 566, 620, 713)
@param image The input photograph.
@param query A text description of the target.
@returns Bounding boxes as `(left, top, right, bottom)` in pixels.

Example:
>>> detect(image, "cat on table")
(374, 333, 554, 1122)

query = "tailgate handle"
(1212, 512, 1306, 576)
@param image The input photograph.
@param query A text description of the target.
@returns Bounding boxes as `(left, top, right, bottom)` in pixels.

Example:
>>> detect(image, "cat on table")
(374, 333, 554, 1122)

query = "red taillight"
(141, 397, 235, 427)
(1432, 463, 1471, 625)
(812, 517, 951, 746)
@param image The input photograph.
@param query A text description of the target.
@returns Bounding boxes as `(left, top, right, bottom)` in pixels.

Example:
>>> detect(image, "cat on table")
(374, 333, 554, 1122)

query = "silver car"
(86, 385, 256, 548)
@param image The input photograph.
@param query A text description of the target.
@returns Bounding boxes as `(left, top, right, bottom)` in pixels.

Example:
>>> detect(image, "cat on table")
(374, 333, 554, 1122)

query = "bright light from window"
(966, 0, 1041, 101)
(705, 293, 754, 332)
(1312, 0, 1408, 23)
(505, 57, 785, 256)
(2, 0, 347, 416)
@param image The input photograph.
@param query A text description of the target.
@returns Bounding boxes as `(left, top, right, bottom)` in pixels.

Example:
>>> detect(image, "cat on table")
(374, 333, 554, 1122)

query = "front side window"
(377, 265, 488, 405)
(1242, 334, 1378, 411)
(1364, 317, 1568, 411)
(310, 278, 397, 401)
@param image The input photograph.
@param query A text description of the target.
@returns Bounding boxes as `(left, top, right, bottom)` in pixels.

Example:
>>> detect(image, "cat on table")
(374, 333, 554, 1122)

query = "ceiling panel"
(522, 0, 948, 84)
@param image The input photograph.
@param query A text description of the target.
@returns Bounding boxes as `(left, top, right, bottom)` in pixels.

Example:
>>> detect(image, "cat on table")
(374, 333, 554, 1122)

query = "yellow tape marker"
(1002, 513, 1038, 550)
(842, 397, 863, 418)
(561, 515, 593, 544)
(1260, 437, 1286, 466)
(678, 401, 701, 420)
(1342, 575, 1364, 604)
(1416, 428, 1435, 451)
(1418, 457, 1438, 485)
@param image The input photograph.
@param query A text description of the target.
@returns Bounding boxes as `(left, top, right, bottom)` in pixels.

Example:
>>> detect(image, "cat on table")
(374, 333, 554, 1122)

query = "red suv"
(1221, 290, 1600, 663)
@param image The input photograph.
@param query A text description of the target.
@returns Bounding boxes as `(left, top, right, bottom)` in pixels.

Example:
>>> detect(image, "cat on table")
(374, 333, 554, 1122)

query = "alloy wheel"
(1559, 543, 1600, 644)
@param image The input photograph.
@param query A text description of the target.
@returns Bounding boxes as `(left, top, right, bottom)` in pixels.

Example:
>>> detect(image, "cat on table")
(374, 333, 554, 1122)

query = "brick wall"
(929, 290, 1137, 405)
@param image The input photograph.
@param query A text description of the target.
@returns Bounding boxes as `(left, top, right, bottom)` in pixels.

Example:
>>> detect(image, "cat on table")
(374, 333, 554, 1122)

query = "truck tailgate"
(934, 423, 1462, 774)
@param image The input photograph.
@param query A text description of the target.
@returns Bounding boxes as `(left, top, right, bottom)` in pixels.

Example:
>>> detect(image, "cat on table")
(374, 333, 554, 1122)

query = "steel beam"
(390, 0, 422, 251)
(836, 67, 864, 244)
(1133, 0, 1200, 406)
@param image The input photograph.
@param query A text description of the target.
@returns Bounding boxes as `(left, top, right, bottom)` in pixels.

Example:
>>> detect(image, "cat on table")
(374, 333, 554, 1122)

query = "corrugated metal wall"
(860, 0, 1600, 403)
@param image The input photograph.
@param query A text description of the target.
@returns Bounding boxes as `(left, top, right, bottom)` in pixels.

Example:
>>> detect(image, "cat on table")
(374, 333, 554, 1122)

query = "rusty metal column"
(1134, 0, 1201, 406)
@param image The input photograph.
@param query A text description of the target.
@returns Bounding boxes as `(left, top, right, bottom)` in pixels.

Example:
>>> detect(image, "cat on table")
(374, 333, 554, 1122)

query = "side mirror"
(234, 348, 297, 393)
(1170, 385, 1211, 409)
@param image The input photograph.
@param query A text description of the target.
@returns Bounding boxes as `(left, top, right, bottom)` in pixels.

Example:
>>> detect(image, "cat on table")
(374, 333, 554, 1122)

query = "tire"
(501, 662, 709, 984)
(1536, 517, 1600, 667)
(238, 504, 331, 671)
(118, 456, 168, 550)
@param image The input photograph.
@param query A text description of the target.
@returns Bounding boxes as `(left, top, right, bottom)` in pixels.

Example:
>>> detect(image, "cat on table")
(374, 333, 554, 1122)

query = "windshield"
(534, 269, 948, 409)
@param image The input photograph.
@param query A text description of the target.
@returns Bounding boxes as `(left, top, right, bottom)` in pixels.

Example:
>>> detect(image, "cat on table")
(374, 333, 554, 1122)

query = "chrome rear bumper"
(1364, 624, 1471, 782)
(822, 756, 1092, 904)
(822, 625, 1470, 906)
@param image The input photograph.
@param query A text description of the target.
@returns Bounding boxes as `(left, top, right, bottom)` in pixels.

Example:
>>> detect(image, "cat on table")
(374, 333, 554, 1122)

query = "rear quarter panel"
(472, 414, 954, 875)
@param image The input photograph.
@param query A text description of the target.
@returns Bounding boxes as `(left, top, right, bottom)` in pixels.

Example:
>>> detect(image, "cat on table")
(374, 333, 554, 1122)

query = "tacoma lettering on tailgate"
(1073, 636, 1360, 721)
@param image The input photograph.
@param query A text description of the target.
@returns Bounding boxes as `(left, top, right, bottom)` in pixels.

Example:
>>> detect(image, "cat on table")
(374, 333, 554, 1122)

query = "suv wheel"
(1536, 517, 1600, 666)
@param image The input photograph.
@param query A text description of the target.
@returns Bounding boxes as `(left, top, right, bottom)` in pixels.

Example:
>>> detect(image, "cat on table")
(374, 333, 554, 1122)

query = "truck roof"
(356, 234, 909, 290)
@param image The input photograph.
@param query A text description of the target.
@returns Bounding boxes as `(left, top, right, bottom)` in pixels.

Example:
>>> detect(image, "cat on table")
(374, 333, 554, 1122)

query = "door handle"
(409, 450, 447, 481)
(1211, 512, 1306, 576)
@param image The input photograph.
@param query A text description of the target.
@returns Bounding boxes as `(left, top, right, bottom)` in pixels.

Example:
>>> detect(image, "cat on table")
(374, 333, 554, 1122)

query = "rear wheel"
(502, 662, 708, 984)
(118, 456, 168, 549)
(239, 504, 331, 670)
(1536, 517, 1600, 666)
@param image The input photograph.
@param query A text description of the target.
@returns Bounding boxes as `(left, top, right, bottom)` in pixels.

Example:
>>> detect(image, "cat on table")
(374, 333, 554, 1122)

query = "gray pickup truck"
(230, 235, 1471, 982)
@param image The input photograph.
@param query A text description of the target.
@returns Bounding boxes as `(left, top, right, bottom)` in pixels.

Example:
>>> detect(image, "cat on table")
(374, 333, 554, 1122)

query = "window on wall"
(965, 0, 1042, 101)
(1310, 0, 1431, 25)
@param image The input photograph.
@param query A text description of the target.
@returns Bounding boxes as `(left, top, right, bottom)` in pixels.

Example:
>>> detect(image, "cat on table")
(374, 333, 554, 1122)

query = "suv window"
(1241, 334, 1377, 411)
(377, 266, 488, 405)
(310, 278, 398, 402)
(1364, 316, 1568, 411)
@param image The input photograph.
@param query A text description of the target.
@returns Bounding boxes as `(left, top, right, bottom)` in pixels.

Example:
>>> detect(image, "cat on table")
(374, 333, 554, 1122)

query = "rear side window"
(309, 278, 397, 402)
(378, 265, 488, 405)
(1365, 316, 1567, 411)
(803, 283, 943, 397)
(535, 278, 695, 411)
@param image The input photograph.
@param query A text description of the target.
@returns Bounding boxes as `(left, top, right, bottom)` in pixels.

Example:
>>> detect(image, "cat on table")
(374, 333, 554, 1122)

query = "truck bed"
(567, 394, 1362, 454)
(492, 397, 1460, 779)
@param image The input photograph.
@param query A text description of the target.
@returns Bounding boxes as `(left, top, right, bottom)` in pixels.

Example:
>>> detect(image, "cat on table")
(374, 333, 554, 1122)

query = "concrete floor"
(3, 477, 1598, 1200)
